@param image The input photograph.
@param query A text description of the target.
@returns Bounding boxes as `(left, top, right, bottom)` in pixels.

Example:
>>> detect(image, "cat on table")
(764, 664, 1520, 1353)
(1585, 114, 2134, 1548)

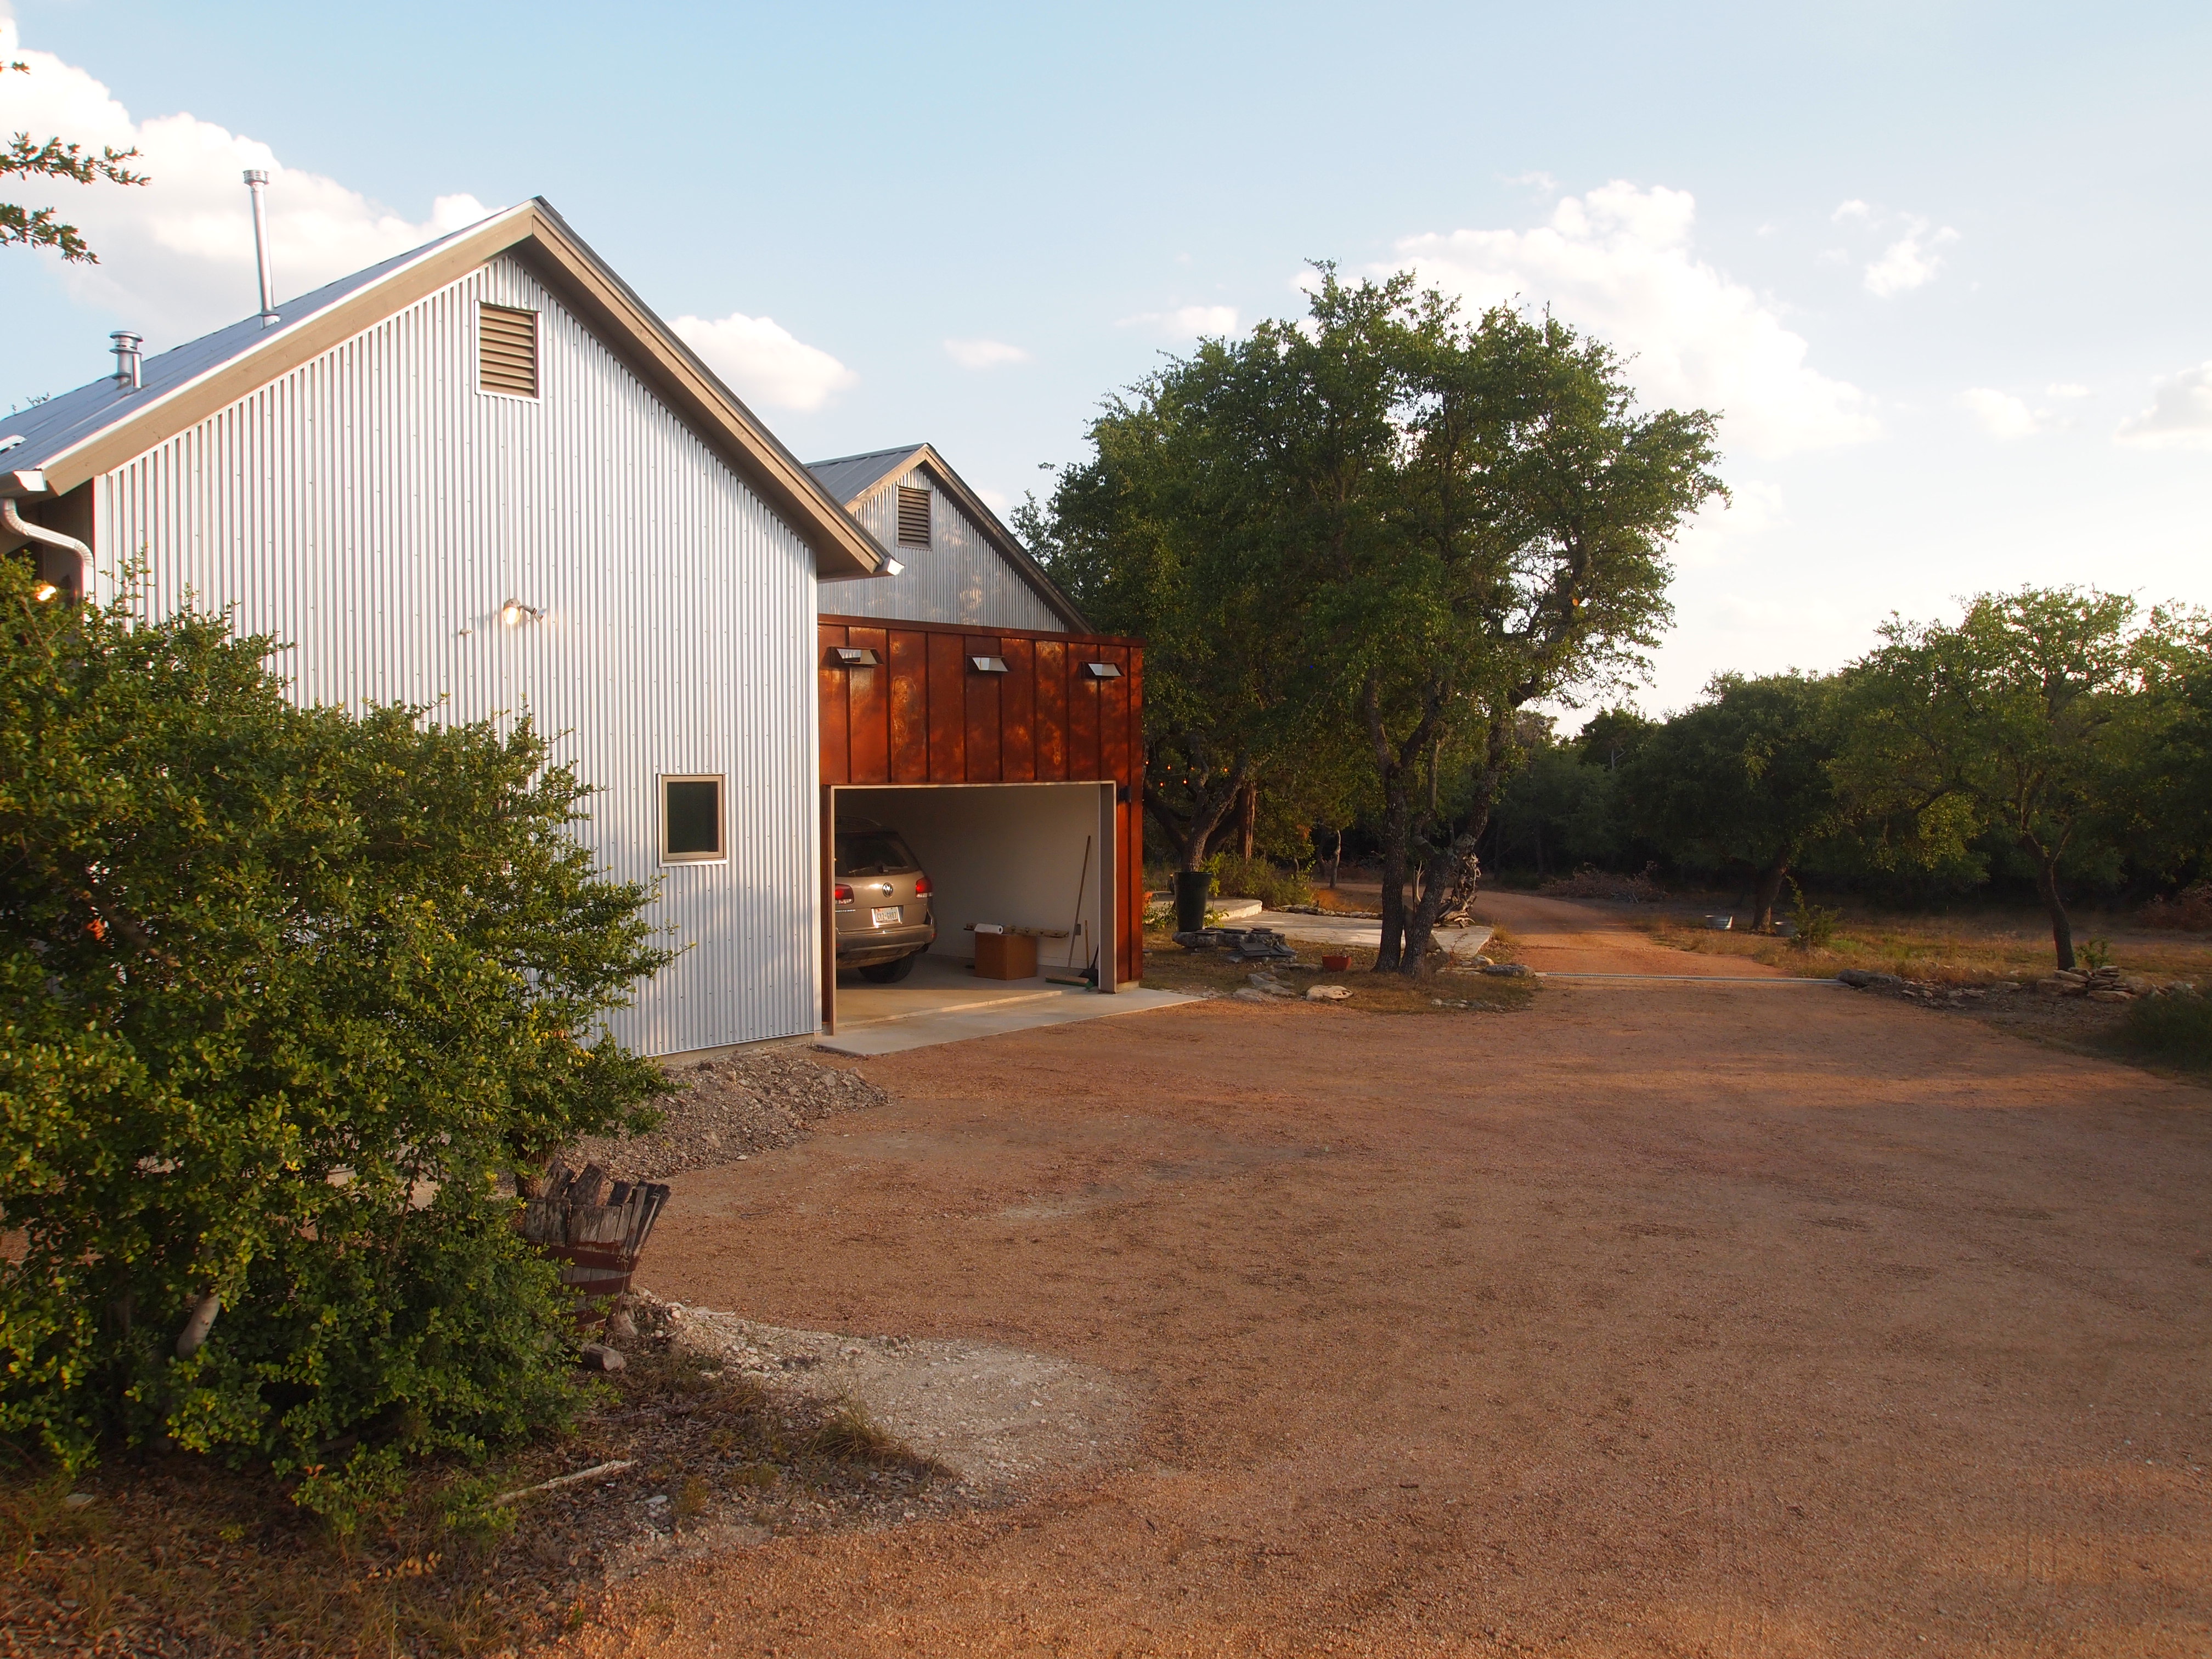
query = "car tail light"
(833, 884, 853, 906)
(913, 875, 932, 896)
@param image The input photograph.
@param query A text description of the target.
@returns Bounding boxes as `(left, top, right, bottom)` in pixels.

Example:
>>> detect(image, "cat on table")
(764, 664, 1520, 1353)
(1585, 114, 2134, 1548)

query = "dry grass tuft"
(1629, 909, 2212, 989)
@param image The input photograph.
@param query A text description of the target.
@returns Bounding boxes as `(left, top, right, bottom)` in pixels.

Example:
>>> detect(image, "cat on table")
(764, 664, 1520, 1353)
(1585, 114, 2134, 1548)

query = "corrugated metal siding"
(825, 466, 1064, 632)
(98, 253, 821, 1057)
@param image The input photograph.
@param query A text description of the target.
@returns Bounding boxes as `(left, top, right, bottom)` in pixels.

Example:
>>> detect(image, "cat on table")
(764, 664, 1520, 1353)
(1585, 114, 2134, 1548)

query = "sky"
(1, 1, 2207, 719)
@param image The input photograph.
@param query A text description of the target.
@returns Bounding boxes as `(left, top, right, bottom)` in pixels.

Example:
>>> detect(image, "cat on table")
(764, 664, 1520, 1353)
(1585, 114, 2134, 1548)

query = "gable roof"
(805, 442, 1088, 631)
(0, 199, 885, 579)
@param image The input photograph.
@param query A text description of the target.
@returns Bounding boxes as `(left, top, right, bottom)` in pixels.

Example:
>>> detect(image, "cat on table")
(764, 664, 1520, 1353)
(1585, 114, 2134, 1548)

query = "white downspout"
(3, 497, 88, 599)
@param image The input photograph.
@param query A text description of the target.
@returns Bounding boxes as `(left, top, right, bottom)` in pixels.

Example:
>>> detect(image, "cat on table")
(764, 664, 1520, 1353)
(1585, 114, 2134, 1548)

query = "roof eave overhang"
(18, 200, 884, 579)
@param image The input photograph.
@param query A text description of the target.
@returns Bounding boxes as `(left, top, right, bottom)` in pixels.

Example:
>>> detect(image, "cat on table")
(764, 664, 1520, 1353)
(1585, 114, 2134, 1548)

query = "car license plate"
(870, 905, 902, 927)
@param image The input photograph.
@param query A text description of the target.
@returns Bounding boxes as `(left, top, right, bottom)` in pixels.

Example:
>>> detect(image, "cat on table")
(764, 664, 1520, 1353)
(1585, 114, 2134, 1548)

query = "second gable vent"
(896, 486, 932, 548)
(478, 303, 539, 397)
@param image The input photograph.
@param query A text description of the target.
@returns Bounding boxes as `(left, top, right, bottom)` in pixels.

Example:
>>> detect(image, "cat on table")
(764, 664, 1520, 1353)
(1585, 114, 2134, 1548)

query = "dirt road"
(575, 895, 2211, 1656)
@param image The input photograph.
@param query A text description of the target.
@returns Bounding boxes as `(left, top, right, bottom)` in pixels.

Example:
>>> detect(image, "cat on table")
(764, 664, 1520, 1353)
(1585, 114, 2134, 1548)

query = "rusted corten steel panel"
(819, 614, 1146, 986)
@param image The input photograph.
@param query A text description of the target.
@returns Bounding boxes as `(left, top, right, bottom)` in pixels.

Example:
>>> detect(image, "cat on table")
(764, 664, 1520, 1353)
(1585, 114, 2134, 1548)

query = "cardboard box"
(973, 930, 1039, 980)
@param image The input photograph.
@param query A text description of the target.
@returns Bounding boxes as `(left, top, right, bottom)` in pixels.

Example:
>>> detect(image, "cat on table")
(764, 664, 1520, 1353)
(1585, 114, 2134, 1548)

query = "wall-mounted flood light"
(831, 646, 878, 667)
(969, 655, 1008, 674)
(31, 582, 58, 602)
(1084, 661, 1124, 680)
(499, 597, 543, 627)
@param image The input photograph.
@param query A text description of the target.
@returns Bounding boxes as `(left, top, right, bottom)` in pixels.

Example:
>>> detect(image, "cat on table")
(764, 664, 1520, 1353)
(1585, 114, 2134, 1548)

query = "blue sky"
(3, 1, 2207, 716)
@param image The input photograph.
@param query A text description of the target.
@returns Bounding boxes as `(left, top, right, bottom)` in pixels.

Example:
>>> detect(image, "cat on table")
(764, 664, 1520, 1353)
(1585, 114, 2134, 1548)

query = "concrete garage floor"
(824, 953, 1193, 1057)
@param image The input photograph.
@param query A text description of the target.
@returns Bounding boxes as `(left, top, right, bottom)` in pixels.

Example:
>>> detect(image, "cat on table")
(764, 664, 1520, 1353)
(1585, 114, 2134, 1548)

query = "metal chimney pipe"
(109, 330, 143, 390)
(243, 168, 279, 326)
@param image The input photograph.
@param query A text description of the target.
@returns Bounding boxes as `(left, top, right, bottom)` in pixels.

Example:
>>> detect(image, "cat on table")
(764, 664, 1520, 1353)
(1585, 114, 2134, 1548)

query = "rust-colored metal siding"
(819, 614, 1145, 986)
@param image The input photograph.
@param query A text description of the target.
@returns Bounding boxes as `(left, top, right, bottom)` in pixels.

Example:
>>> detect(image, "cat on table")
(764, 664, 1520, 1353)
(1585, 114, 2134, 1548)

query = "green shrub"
(1785, 878, 1841, 950)
(1201, 853, 1314, 910)
(0, 561, 673, 1505)
(2109, 989, 2212, 1071)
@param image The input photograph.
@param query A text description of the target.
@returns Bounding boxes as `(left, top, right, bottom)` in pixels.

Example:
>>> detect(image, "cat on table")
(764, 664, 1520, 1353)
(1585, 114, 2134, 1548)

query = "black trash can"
(1173, 869, 1214, 934)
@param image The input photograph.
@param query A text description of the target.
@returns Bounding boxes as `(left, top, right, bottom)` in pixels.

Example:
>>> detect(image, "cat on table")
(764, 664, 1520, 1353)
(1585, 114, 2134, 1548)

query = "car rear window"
(836, 831, 918, 876)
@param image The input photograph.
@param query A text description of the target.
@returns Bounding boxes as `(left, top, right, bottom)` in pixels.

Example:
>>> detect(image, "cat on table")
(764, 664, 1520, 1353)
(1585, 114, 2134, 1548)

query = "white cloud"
(1831, 199, 1872, 223)
(670, 312, 856, 411)
(1959, 387, 2046, 439)
(0, 21, 490, 347)
(1390, 181, 1879, 459)
(2115, 362, 2212, 450)
(1118, 304, 1238, 337)
(944, 337, 1030, 370)
(2046, 382, 2090, 398)
(1863, 221, 1957, 297)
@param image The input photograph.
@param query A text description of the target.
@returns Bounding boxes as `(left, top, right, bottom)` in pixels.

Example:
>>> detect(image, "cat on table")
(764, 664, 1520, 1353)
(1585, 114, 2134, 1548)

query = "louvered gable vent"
(478, 303, 539, 397)
(896, 485, 932, 548)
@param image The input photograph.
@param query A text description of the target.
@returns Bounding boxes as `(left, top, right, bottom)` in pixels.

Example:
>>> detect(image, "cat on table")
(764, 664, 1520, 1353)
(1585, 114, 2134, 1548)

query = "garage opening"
(825, 782, 1116, 1034)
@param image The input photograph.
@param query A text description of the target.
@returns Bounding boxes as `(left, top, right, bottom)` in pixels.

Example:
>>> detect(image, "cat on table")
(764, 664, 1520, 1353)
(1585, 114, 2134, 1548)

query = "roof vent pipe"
(109, 331, 142, 390)
(244, 168, 279, 326)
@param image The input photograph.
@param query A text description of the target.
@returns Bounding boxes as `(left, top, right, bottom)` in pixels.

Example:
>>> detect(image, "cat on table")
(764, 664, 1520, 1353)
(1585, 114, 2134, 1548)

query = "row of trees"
(1017, 273, 2211, 978)
(1019, 270, 1723, 975)
(1489, 589, 2212, 969)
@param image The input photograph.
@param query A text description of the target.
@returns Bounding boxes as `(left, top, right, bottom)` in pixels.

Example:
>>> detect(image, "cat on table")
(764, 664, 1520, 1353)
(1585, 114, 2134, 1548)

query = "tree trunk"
(1234, 780, 1258, 861)
(1397, 719, 1511, 977)
(1144, 752, 1250, 872)
(2033, 852, 2075, 970)
(1375, 780, 1412, 970)
(1327, 828, 1343, 889)
(1751, 858, 1790, 933)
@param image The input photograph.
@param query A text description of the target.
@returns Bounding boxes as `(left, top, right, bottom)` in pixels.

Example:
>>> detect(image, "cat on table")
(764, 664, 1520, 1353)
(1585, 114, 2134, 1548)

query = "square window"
(661, 775, 725, 863)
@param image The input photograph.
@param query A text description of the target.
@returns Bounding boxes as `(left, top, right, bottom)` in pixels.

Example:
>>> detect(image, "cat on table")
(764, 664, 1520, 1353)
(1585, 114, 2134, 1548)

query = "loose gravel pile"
(567, 1049, 889, 1181)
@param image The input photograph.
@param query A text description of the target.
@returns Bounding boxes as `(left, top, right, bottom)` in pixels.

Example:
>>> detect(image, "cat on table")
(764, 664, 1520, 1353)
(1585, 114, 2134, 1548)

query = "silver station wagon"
(833, 818, 936, 982)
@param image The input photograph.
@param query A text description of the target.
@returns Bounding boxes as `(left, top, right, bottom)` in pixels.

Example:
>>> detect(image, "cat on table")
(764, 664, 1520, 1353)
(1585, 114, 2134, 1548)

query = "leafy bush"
(0, 562, 673, 1504)
(1538, 865, 1665, 903)
(1785, 878, 1841, 950)
(2109, 989, 2212, 1071)
(1202, 853, 1313, 910)
(2140, 882, 2212, 932)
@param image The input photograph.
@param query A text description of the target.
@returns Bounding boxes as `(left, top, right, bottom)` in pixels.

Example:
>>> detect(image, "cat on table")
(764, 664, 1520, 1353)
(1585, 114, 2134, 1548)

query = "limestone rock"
(580, 1342, 627, 1373)
(1307, 985, 1352, 1002)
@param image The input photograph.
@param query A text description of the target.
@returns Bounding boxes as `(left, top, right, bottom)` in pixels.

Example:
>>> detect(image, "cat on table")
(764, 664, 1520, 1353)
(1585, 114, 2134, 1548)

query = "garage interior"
(828, 782, 1118, 1032)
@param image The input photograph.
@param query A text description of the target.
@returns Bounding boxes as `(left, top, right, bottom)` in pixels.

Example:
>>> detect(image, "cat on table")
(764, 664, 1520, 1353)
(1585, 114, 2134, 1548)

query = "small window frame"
(659, 773, 727, 865)
(477, 302, 541, 402)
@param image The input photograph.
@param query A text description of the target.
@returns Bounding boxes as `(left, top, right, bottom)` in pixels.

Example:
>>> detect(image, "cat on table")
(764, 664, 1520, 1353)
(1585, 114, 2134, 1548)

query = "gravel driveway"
(560, 894, 2212, 1657)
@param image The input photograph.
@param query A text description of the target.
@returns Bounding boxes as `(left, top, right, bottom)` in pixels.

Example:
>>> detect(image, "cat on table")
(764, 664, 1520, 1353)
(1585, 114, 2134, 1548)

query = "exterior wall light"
(500, 598, 543, 627)
(969, 655, 1008, 674)
(831, 646, 879, 667)
(31, 582, 58, 602)
(1084, 661, 1123, 679)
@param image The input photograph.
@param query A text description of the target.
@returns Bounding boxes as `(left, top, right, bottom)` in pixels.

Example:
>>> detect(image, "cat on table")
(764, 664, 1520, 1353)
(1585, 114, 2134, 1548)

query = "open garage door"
(821, 782, 1117, 1035)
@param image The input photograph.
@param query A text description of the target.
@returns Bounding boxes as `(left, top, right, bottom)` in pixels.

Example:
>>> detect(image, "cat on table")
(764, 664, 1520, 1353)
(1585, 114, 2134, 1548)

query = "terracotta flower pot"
(1322, 953, 1351, 971)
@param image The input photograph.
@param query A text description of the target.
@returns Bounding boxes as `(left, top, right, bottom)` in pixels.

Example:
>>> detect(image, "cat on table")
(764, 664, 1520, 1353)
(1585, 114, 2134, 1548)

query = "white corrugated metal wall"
(827, 465, 1063, 631)
(98, 253, 822, 1056)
